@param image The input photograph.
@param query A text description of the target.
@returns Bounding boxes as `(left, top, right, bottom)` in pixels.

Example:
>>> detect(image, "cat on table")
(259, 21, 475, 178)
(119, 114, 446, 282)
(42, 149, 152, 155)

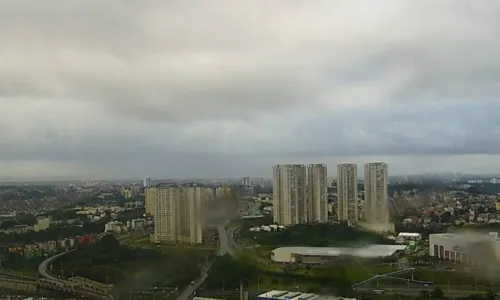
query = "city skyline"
(1, 1, 500, 180)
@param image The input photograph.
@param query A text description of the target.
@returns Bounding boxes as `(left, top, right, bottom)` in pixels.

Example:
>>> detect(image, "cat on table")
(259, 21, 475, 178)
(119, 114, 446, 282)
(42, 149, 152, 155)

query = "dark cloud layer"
(1, 0, 500, 179)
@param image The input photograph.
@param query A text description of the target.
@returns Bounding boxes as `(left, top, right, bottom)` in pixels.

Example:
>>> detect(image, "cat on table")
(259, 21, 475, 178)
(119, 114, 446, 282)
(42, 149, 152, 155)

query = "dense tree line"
(0, 221, 105, 244)
(52, 235, 209, 289)
(78, 193, 128, 205)
(0, 250, 46, 271)
(242, 223, 394, 247)
(0, 186, 58, 200)
(206, 254, 258, 289)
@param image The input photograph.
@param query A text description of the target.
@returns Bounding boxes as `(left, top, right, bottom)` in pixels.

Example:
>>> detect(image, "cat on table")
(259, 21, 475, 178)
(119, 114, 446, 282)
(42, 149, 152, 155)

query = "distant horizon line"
(0, 173, 499, 184)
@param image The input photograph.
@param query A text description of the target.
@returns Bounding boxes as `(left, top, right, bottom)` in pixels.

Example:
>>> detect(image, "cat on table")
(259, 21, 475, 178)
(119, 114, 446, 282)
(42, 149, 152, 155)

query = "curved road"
(38, 232, 144, 280)
(176, 224, 231, 300)
(38, 249, 77, 280)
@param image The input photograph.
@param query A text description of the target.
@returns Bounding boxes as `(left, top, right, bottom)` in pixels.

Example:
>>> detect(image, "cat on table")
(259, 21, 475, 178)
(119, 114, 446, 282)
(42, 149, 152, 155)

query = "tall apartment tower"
(152, 184, 205, 244)
(151, 185, 180, 243)
(337, 164, 358, 222)
(272, 165, 307, 226)
(241, 177, 252, 187)
(144, 187, 154, 216)
(364, 162, 389, 224)
(307, 164, 328, 223)
(143, 177, 152, 188)
(181, 185, 204, 244)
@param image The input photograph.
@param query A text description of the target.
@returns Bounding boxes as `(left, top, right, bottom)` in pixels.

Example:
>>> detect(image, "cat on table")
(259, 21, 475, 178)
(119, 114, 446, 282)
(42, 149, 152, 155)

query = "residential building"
(144, 177, 152, 188)
(337, 164, 358, 222)
(272, 164, 307, 226)
(242, 177, 252, 187)
(181, 185, 204, 244)
(364, 162, 389, 225)
(151, 184, 206, 244)
(152, 185, 180, 243)
(34, 216, 51, 231)
(215, 186, 232, 197)
(121, 187, 133, 199)
(144, 188, 154, 215)
(307, 164, 328, 223)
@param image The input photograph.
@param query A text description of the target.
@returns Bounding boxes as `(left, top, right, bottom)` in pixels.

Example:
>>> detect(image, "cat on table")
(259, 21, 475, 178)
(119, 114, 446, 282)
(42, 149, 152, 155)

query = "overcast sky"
(1, 0, 500, 180)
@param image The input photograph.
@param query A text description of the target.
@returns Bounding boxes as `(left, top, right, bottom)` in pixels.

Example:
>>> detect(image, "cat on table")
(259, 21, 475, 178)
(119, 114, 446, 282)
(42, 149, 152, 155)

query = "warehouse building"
(429, 233, 500, 265)
(257, 290, 356, 300)
(271, 245, 406, 264)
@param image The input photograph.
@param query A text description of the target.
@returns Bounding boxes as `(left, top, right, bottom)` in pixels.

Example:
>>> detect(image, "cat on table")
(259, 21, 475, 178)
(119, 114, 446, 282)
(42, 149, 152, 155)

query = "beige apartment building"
(364, 162, 389, 225)
(307, 164, 328, 223)
(273, 164, 307, 226)
(337, 163, 359, 222)
(151, 184, 206, 244)
(145, 188, 154, 216)
(151, 186, 179, 243)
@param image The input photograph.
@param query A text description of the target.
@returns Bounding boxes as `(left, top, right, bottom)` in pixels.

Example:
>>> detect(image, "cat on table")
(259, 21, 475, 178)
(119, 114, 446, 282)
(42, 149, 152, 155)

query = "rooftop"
(257, 290, 356, 300)
(272, 245, 406, 258)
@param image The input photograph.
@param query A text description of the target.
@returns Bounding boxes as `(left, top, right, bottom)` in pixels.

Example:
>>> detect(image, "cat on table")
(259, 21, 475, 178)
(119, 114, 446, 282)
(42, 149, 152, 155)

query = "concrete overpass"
(38, 248, 113, 299)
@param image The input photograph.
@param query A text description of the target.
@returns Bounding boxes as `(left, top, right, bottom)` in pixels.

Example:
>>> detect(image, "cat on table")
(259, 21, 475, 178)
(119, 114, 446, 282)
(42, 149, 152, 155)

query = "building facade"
(273, 164, 307, 226)
(364, 162, 389, 224)
(144, 187, 154, 216)
(152, 186, 179, 243)
(242, 177, 252, 187)
(152, 184, 206, 244)
(307, 164, 328, 223)
(429, 233, 500, 265)
(337, 163, 358, 222)
(143, 177, 152, 188)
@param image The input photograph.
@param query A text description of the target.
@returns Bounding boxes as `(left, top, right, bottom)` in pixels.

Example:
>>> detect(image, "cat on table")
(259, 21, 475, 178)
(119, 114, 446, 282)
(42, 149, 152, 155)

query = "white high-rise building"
(144, 177, 152, 188)
(272, 164, 307, 226)
(364, 162, 389, 225)
(337, 164, 358, 222)
(307, 164, 328, 223)
(241, 177, 252, 187)
(152, 184, 206, 244)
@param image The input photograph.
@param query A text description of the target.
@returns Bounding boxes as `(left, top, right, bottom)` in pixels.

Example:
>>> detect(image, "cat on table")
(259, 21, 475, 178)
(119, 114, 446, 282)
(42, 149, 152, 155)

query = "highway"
(176, 223, 231, 300)
(38, 249, 76, 280)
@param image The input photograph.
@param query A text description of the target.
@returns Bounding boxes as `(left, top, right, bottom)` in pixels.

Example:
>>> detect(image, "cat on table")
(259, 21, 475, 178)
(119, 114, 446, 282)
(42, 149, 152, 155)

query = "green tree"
(430, 287, 444, 299)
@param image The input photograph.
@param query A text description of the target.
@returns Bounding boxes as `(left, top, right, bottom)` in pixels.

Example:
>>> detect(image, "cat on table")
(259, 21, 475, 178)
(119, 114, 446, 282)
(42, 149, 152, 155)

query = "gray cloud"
(1, 0, 500, 179)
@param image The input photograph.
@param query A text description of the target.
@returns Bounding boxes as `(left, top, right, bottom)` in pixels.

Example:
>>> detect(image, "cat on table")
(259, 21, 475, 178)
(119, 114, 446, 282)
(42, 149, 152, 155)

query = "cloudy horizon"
(1, 1, 500, 180)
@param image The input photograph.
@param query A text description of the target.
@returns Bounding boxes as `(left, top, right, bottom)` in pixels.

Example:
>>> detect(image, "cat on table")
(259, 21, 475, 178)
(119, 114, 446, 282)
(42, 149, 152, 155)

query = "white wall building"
(337, 164, 358, 222)
(144, 177, 152, 188)
(105, 221, 126, 233)
(273, 165, 307, 226)
(271, 245, 406, 263)
(307, 164, 328, 223)
(429, 233, 500, 264)
(364, 162, 389, 225)
(34, 216, 51, 231)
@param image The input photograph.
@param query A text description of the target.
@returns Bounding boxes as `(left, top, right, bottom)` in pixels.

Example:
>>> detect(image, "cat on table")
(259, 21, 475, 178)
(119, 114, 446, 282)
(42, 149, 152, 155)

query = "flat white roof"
(398, 232, 421, 237)
(272, 245, 406, 258)
(257, 290, 356, 300)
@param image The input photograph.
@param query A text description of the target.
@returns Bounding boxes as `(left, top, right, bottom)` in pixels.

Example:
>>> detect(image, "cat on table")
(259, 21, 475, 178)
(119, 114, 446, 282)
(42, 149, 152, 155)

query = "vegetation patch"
(52, 235, 214, 294)
(241, 223, 394, 247)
